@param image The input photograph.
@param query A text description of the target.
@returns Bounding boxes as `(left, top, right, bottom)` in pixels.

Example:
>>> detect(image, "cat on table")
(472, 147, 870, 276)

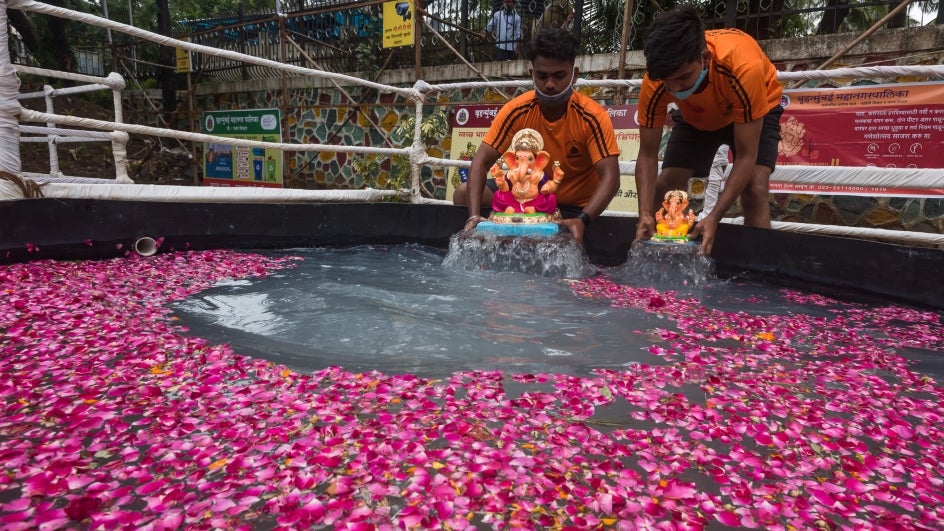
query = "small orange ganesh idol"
(653, 189, 696, 241)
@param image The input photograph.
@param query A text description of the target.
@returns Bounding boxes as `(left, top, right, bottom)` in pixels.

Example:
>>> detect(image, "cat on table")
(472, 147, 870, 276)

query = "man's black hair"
(526, 28, 579, 64)
(643, 5, 706, 80)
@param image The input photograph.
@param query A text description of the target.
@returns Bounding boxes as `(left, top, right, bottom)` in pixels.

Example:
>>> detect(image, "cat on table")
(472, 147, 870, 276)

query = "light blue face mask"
(534, 68, 576, 106)
(670, 66, 708, 101)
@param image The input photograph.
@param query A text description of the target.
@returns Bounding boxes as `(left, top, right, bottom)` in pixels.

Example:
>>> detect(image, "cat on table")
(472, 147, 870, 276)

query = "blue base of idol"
(475, 221, 563, 237)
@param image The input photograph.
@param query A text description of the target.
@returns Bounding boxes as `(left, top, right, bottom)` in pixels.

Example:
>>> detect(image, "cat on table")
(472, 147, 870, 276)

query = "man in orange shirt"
(454, 28, 621, 243)
(634, 6, 783, 254)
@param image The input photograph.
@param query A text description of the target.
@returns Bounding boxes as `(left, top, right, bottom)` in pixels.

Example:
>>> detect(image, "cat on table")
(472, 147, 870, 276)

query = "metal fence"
(64, 0, 943, 83)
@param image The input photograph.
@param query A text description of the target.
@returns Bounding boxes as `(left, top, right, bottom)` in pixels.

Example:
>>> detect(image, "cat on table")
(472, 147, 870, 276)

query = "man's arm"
(690, 118, 762, 254)
(481, 13, 495, 39)
(632, 126, 662, 242)
(463, 141, 501, 229)
(558, 155, 619, 243)
(583, 155, 619, 219)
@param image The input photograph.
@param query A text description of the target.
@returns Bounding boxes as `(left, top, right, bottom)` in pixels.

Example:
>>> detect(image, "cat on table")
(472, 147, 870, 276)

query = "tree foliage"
(9, 0, 94, 72)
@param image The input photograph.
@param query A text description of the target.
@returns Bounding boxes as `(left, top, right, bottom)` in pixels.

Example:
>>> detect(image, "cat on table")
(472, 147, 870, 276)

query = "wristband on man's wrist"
(576, 212, 592, 228)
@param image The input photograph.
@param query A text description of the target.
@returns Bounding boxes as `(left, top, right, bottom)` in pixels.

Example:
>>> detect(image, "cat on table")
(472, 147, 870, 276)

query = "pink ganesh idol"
(489, 128, 564, 216)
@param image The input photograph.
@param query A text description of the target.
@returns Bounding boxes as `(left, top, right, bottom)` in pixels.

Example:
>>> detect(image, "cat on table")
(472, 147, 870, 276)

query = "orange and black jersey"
(638, 29, 783, 131)
(483, 91, 620, 207)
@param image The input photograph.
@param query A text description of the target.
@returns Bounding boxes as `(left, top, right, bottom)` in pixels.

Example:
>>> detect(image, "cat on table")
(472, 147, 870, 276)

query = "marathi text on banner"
(775, 81, 944, 197)
(778, 82, 944, 168)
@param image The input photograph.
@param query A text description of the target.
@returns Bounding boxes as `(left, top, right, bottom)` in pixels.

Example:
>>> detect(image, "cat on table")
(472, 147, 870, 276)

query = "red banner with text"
(779, 82, 944, 168)
(774, 82, 944, 196)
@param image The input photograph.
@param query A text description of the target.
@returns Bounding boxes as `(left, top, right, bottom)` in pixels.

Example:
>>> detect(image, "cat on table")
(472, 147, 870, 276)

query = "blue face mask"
(670, 67, 708, 101)
(534, 68, 576, 106)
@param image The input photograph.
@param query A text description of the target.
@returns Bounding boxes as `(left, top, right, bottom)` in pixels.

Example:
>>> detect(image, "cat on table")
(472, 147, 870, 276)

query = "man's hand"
(688, 214, 719, 255)
(464, 215, 484, 231)
(633, 210, 655, 245)
(559, 217, 585, 244)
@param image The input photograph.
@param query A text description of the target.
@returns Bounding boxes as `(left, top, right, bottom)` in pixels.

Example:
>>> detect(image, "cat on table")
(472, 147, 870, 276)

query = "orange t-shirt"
(483, 91, 620, 207)
(637, 29, 782, 131)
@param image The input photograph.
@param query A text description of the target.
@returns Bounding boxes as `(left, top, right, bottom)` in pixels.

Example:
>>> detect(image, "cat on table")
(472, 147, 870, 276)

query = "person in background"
(453, 28, 620, 244)
(537, 0, 574, 32)
(482, 0, 523, 61)
(697, 144, 730, 221)
(633, 5, 783, 255)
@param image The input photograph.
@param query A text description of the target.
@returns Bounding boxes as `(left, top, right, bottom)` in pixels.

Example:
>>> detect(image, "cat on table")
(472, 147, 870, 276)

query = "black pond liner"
(1, 198, 942, 310)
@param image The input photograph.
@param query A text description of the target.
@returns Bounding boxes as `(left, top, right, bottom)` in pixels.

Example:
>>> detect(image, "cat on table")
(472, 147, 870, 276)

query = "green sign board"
(202, 108, 284, 188)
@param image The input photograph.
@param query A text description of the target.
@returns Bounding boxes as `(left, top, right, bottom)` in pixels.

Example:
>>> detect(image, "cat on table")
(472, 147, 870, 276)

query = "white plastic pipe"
(133, 236, 158, 257)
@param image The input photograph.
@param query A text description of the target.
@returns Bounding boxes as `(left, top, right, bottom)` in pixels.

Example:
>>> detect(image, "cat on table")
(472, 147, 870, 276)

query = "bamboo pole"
(616, 0, 635, 104)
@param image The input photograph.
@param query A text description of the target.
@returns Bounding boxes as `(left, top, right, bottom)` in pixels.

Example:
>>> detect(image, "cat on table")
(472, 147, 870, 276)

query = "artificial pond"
(1, 242, 942, 529)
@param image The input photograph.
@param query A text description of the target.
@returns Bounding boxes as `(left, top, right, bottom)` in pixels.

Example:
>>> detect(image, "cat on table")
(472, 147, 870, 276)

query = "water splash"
(615, 240, 716, 288)
(442, 230, 596, 279)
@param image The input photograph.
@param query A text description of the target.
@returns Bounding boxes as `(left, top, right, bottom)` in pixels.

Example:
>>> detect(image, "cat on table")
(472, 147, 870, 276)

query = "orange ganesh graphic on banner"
(778, 115, 808, 158)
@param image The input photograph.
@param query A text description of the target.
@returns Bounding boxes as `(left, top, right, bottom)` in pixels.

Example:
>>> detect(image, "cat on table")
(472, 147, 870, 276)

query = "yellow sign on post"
(382, 0, 415, 48)
(175, 38, 191, 73)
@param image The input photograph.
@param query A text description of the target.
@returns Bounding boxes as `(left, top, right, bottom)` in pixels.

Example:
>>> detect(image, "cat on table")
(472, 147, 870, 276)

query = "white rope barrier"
(20, 125, 115, 140)
(34, 182, 405, 203)
(770, 166, 944, 197)
(0, 5, 19, 175)
(14, 66, 126, 91)
(18, 108, 411, 157)
(776, 65, 944, 81)
(22, 173, 116, 184)
(419, 65, 944, 95)
(730, 217, 944, 247)
(15, 65, 131, 182)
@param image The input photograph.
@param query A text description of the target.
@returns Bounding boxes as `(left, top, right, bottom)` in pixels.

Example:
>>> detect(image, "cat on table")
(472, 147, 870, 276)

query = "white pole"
(0, 0, 22, 175)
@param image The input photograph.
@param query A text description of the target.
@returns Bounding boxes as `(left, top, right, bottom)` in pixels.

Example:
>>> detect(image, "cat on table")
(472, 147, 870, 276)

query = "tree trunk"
(885, 1, 907, 28)
(817, 0, 851, 34)
(7, 10, 40, 54)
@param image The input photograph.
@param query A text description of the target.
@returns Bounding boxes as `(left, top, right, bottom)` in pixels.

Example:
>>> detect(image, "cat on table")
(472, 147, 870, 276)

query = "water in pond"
(618, 239, 715, 288)
(170, 243, 858, 379)
(442, 230, 595, 278)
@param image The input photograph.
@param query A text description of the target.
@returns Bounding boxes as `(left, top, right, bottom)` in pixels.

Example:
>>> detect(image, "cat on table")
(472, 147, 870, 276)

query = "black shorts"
(663, 105, 783, 177)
